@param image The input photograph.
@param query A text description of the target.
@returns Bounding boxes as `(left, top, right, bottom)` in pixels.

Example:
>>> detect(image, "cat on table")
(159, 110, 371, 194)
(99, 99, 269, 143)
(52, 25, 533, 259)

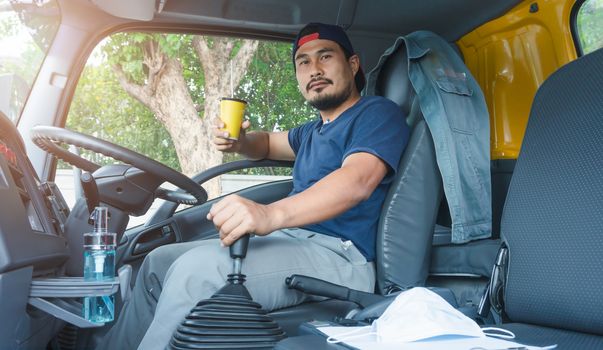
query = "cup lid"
(220, 97, 247, 104)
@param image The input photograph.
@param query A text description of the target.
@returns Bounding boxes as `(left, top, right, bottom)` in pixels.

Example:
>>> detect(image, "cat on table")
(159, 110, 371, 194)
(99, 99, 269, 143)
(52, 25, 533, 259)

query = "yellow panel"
(458, 0, 578, 159)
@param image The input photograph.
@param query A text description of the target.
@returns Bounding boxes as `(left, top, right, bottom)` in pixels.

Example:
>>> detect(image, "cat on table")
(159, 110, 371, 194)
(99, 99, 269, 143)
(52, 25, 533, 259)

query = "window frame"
(54, 26, 301, 228)
(570, 0, 602, 57)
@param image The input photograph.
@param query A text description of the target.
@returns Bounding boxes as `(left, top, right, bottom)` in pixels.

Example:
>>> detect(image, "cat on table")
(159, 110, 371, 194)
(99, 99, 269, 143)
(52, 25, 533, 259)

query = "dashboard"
(0, 114, 70, 275)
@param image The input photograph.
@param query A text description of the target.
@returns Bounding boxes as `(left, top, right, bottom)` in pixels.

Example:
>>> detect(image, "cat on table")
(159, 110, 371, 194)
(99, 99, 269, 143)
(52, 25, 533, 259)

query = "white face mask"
(372, 287, 493, 342)
(327, 287, 515, 344)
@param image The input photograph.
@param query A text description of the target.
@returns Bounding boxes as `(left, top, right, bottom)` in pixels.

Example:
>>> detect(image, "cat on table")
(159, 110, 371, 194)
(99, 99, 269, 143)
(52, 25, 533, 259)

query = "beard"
(307, 81, 354, 111)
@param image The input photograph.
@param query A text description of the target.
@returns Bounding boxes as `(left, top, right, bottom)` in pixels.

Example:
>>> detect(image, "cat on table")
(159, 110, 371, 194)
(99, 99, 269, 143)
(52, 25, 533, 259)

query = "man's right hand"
(212, 118, 251, 153)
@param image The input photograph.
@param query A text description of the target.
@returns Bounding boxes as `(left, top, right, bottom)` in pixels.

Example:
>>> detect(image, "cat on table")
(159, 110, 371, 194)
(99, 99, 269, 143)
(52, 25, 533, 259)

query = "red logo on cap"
(298, 33, 320, 48)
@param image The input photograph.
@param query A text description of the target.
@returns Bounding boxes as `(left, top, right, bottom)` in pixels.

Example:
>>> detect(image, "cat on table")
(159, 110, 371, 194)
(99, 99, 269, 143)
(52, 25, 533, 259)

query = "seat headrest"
(374, 44, 415, 117)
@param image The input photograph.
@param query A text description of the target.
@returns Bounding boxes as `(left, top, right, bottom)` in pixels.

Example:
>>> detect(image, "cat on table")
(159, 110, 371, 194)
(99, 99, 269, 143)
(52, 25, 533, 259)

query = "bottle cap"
(84, 207, 116, 249)
(94, 207, 108, 233)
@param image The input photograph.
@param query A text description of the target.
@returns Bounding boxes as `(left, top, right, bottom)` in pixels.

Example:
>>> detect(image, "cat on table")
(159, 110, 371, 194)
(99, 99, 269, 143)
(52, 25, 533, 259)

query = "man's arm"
(235, 130, 296, 161)
(213, 119, 295, 161)
(208, 152, 388, 246)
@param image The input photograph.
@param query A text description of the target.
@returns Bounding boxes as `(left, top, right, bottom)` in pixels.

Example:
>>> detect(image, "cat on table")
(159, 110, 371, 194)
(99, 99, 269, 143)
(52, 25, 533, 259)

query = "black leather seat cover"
(372, 42, 442, 293)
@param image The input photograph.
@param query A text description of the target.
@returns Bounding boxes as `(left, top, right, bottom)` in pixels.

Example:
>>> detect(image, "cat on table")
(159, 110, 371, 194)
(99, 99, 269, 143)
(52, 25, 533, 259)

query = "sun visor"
(90, 0, 157, 21)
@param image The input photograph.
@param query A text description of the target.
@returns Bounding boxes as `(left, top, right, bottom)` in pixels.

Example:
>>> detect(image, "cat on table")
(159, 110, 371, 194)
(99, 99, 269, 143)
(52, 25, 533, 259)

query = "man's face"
(294, 39, 359, 111)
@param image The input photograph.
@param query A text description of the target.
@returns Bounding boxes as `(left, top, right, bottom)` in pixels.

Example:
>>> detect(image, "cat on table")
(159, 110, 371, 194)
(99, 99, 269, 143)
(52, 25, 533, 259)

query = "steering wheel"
(31, 126, 207, 205)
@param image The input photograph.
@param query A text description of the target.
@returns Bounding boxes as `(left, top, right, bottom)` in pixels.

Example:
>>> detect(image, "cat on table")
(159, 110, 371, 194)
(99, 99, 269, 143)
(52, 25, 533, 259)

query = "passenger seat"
(491, 47, 603, 348)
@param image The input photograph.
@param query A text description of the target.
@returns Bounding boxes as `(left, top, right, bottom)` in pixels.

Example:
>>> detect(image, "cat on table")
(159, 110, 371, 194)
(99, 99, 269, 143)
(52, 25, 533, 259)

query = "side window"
(58, 33, 315, 227)
(574, 0, 603, 55)
(0, 0, 60, 122)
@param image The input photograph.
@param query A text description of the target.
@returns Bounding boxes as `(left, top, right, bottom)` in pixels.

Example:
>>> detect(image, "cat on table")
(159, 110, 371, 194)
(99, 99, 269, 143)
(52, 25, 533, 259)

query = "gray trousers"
(97, 229, 375, 350)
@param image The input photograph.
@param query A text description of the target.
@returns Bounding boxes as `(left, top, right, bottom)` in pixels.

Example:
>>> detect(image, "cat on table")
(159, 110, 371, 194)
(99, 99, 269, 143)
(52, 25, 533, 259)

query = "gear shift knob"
(229, 233, 250, 259)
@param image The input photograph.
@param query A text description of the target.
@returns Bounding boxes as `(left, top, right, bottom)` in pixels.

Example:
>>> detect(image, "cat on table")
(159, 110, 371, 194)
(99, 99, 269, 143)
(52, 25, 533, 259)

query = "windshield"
(0, 0, 60, 124)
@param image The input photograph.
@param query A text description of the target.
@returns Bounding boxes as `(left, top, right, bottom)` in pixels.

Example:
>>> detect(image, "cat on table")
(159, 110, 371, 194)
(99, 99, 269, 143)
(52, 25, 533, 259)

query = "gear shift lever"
(170, 234, 285, 349)
(230, 234, 250, 279)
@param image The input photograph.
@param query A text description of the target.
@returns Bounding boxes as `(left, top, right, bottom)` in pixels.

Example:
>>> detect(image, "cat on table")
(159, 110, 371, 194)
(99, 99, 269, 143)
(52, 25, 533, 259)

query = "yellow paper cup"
(219, 98, 247, 140)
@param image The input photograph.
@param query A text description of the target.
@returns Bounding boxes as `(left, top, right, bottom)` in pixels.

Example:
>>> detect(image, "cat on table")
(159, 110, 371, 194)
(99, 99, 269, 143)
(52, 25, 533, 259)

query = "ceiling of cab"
(153, 0, 523, 41)
(80, 0, 523, 70)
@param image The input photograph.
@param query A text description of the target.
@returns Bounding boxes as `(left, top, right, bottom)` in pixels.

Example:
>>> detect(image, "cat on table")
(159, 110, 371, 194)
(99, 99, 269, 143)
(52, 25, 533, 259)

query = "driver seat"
(269, 41, 443, 334)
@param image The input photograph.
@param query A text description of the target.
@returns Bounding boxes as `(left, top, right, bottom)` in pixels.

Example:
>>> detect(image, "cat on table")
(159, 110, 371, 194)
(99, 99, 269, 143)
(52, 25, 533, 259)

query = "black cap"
(292, 23, 366, 93)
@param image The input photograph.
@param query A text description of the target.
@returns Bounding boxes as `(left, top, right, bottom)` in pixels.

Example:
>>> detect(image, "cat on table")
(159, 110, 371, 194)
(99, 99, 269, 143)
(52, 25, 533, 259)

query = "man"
(98, 22, 409, 350)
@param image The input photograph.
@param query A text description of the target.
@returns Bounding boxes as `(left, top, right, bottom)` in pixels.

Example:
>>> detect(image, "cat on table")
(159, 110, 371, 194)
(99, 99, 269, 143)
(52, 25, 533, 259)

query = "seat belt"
(478, 243, 509, 319)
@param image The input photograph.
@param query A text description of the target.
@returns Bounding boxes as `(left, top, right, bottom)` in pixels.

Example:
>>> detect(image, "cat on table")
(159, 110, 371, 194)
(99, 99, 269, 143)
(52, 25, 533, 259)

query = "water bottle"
(83, 207, 116, 323)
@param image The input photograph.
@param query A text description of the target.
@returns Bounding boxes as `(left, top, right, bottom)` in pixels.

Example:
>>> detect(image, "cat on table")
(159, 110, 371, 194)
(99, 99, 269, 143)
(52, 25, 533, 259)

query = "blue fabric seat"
(501, 324, 603, 348)
(494, 47, 603, 348)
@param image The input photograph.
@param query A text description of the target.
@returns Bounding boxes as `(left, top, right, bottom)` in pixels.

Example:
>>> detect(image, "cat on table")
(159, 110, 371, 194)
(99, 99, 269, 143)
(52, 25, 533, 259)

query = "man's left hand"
(206, 194, 276, 246)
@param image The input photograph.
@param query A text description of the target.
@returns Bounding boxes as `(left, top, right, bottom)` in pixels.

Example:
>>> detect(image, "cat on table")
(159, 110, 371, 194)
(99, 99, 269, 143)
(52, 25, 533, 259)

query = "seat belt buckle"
(477, 284, 491, 318)
(488, 245, 508, 315)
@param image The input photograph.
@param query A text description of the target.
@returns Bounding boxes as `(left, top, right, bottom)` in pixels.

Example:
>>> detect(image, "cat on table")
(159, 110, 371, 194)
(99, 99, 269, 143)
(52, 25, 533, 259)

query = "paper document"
(318, 326, 557, 350)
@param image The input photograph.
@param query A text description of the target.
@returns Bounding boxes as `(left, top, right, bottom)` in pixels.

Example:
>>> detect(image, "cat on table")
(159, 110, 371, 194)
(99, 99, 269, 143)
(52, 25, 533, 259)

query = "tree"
(102, 34, 258, 196)
(67, 62, 179, 169)
(226, 40, 316, 175)
(67, 33, 316, 196)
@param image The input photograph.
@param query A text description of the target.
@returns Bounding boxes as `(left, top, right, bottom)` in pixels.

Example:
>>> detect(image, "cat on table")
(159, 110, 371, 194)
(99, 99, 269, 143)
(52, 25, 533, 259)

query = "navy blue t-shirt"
(287, 96, 410, 261)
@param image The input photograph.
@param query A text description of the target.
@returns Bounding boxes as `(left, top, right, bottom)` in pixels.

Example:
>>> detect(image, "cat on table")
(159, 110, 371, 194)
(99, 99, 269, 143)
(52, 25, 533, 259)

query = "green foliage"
(66, 63, 179, 170)
(0, 41, 45, 82)
(102, 33, 199, 86)
(0, 1, 60, 121)
(0, 13, 19, 38)
(577, 0, 603, 54)
(232, 40, 315, 176)
(66, 33, 313, 177)
(13, 0, 60, 52)
(237, 41, 315, 132)
(102, 33, 149, 84)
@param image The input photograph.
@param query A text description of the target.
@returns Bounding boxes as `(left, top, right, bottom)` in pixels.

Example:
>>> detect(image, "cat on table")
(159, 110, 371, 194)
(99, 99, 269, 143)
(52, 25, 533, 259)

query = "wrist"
(266, 202, 287, 231)
(238, 131, 268, 160)
(233, 133, 247, 154)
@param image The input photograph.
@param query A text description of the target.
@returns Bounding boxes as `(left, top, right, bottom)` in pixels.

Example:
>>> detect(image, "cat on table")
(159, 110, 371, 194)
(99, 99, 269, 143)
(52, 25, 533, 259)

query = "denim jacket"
(366, 31, 492, 243)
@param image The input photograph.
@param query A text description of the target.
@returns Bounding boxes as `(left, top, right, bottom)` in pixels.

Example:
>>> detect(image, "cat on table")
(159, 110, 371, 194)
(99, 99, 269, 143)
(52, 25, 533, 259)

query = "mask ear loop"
(481, 327, 515, 339)
(326, 326, 375, 344)
(483, 329, 558, 350)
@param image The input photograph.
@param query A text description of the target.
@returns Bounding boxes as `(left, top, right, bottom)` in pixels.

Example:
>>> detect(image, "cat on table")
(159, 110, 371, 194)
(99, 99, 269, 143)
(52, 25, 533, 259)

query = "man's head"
(292, 23, 365, 111)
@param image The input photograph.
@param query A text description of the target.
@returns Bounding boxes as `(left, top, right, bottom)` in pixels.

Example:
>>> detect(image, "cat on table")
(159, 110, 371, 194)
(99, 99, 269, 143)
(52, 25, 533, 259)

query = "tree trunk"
(113, 36, 258, 198)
